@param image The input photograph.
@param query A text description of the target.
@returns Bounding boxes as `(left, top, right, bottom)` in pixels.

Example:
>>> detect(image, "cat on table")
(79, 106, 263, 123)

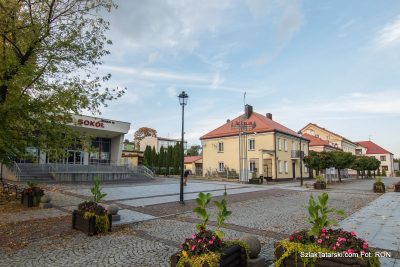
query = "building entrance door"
(292, 161, 296, 179)
(263, 159, 272, 179)
(67, 150, 83, 164)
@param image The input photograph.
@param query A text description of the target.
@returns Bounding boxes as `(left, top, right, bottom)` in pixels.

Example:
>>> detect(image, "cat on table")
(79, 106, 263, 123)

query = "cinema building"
(25, 114, 130, 165)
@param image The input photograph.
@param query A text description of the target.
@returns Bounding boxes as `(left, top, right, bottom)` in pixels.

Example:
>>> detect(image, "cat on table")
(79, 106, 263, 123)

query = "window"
(218, 142, 224, 152)
(381, 165, 388, 171)
(380, 156, 386, 161)
(278, 138, 282, 150)
(218, 162, 224, 172)
(284, 161, 288, 173)
(284, 140, 288, 151)
(356, 149, 362, 155)
(250, 160, 256, 172)
(278, 160, 282, 173)
(249, 139, 255, 150)
(302, 144, 306, 152)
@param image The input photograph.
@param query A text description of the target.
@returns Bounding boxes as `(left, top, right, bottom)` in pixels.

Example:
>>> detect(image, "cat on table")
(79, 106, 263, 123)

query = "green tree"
(303, 151, 321, 177)
(173, 143, 181, 175)
(331, 151, 355, 182)
(166, 146, 173, 175)
(0, 0, 123, 165)
(151, 146, 157, 169)
(143, 146, 152, 167)
(158, 146, 166, 174)
(186, 145, 201, 156)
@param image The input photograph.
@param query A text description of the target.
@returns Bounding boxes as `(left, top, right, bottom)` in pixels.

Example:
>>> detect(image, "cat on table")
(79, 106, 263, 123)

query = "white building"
(355, 141, 395, 176)
(33, 114, 130, 165)
(140, 136, 187, 153)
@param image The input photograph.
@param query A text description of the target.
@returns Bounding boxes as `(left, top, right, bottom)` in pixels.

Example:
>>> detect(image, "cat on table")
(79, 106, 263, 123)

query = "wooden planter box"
(170, 244, 246, 267)
(21, 192, 41, 207)
(394, 183, 400, 192)
(373, 183, 385, 193)
(314, 181, 326, 190)
(275, 242, 370, 267)
(72, 210, 112, 236)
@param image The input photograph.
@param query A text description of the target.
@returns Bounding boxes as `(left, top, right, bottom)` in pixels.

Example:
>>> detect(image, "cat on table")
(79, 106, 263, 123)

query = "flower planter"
(72, 210, 112, 236)
(373, 182, 385, 193)
(275, 242, 370, 267)
(170, 244, 246, 267)
(313, 181, 326, 190)
(21, 192, 42, 207)
(394, 183, 400, 192)
(249, 178, 263, 184)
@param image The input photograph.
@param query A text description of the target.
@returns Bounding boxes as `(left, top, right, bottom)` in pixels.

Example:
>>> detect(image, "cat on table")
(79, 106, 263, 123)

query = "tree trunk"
(338, 168, 342, 182)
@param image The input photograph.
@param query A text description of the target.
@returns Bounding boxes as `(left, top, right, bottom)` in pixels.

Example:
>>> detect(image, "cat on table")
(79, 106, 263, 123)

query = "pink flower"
(363, 243, 368, 249)
(297, 235, 303, 240)
(321, 229, 327, 233)
(350, 231, 356, 236)
(347, 249, 355, 254)
(325, 236, 330, 239)
(209, 240, 214, 245)
(192, 234, 196, 239)
(197, 239, 202, 243)
(332, 246, 336, 251)
(191, 245, 195, 251)
(361, 250, 366, 255)
(321, 233, 326, 237)
(317, 239, 323, 244)
(336, 242, 341, 247)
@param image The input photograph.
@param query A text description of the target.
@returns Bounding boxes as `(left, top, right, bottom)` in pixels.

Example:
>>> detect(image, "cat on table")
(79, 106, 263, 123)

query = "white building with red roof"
(200, 105, 310, 181)
(184, 156, 203, 176)
(355, 141, 394, 176)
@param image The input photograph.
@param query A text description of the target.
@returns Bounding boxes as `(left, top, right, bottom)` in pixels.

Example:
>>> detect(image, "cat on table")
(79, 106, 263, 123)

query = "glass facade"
(89, 137, 111, 164)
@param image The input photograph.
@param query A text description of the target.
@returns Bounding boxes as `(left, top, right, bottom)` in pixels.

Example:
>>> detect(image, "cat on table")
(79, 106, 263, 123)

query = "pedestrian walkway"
(339, 193, 400, 267)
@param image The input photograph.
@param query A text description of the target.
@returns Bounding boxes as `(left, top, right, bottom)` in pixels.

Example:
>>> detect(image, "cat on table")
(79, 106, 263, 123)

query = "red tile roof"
(355, 141, 392, 155)
(184, 156, 202, 164)
(200, 112, 302, 140)
(302, 133, 331, 147)
(300, 123, 356, 145)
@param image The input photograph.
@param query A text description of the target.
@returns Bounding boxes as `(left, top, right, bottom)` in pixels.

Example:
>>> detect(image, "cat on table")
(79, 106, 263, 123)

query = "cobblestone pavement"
(0, 178, 394, 267)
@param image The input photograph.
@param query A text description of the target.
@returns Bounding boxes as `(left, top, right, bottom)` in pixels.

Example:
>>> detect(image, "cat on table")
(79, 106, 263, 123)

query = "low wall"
(1, 163, 18, 181)
(52, 172, 134, 183)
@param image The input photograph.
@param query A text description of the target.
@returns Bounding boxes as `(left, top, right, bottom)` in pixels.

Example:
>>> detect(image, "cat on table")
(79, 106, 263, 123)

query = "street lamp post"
(178, 91, 188, 204)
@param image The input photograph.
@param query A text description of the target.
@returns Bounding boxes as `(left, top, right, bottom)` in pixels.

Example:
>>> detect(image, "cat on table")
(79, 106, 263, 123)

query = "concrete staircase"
(17, 164, 54, 182)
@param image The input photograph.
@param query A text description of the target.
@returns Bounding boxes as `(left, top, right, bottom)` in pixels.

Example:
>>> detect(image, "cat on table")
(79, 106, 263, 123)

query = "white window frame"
(249, 139, 255, 150)
(284, 161, 288, 173)
(218, 162, 224, 172)
(278, 160, 282, 173)
(284, 140, 288, 151)
(218, 142, 224, 153)
(278, 138, 282, 150)
(380, 156, 386, 161)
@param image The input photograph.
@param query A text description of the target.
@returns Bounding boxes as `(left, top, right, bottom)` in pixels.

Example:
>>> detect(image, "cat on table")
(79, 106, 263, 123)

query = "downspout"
(274, 132, 278, 180)
(300, 138, 303, 186)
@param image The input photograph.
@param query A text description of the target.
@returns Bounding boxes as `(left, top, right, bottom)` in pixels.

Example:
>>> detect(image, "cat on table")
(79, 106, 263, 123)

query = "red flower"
(191, 245, 195, 251)
(297, 235, 303, 240)
(317, 239, 323, 244)
(290, 236, 294, 241)
(350, 231, 356, 236)
(362, 243, 368, 249)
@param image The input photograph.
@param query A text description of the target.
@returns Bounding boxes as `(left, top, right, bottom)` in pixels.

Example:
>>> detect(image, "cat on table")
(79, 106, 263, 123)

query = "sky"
(96, 0, 400, 158)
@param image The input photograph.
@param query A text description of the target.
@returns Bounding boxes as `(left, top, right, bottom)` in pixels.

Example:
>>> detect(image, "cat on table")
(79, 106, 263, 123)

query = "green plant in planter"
(307, 193, 346, 237)
(23, 180, 44, 206)
(76, 177, 109, 233)
(176, 191, 247, 267)
(373, 176, 385, 193)
(91, 176, 107, 203)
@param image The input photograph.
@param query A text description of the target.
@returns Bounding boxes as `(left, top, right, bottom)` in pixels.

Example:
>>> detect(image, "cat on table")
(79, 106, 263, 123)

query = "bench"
(0, 178, 24, 199)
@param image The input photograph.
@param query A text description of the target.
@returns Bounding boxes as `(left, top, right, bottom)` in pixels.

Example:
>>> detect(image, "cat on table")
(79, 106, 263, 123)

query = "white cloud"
(242, 53, 269, 67)
(245, 0, 304, 45)
(167, 86, 177, 98)
(375, 16, 400, 49)
(108, 0, 234, 52)
(101, 65, 210, 83)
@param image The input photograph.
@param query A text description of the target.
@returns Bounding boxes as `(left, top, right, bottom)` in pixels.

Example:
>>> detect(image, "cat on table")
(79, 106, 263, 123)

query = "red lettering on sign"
(78, 119, 105, 128)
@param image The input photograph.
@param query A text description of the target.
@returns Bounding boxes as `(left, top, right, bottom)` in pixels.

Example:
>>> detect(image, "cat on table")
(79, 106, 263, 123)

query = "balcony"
(291, 150, 304, 159)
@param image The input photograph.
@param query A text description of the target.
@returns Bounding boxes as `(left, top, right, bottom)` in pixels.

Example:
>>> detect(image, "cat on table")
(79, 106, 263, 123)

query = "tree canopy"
(0, 0, 123, 164)
(133, 127, 157, 150)
(186, 145, 201, 156)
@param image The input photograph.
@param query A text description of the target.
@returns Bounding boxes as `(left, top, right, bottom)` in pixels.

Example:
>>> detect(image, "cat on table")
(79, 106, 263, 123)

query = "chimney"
(266, 113, 272, 120)
(227, 119, 230, 123)
(245, 104, 253, 119)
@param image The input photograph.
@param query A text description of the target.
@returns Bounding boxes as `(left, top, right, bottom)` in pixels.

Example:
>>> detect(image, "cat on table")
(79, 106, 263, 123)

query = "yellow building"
(120, 142, 143, 166)
(200, 105, 310, 181)
(300, 123, 357, 154)
(184, 156, 203, 176)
